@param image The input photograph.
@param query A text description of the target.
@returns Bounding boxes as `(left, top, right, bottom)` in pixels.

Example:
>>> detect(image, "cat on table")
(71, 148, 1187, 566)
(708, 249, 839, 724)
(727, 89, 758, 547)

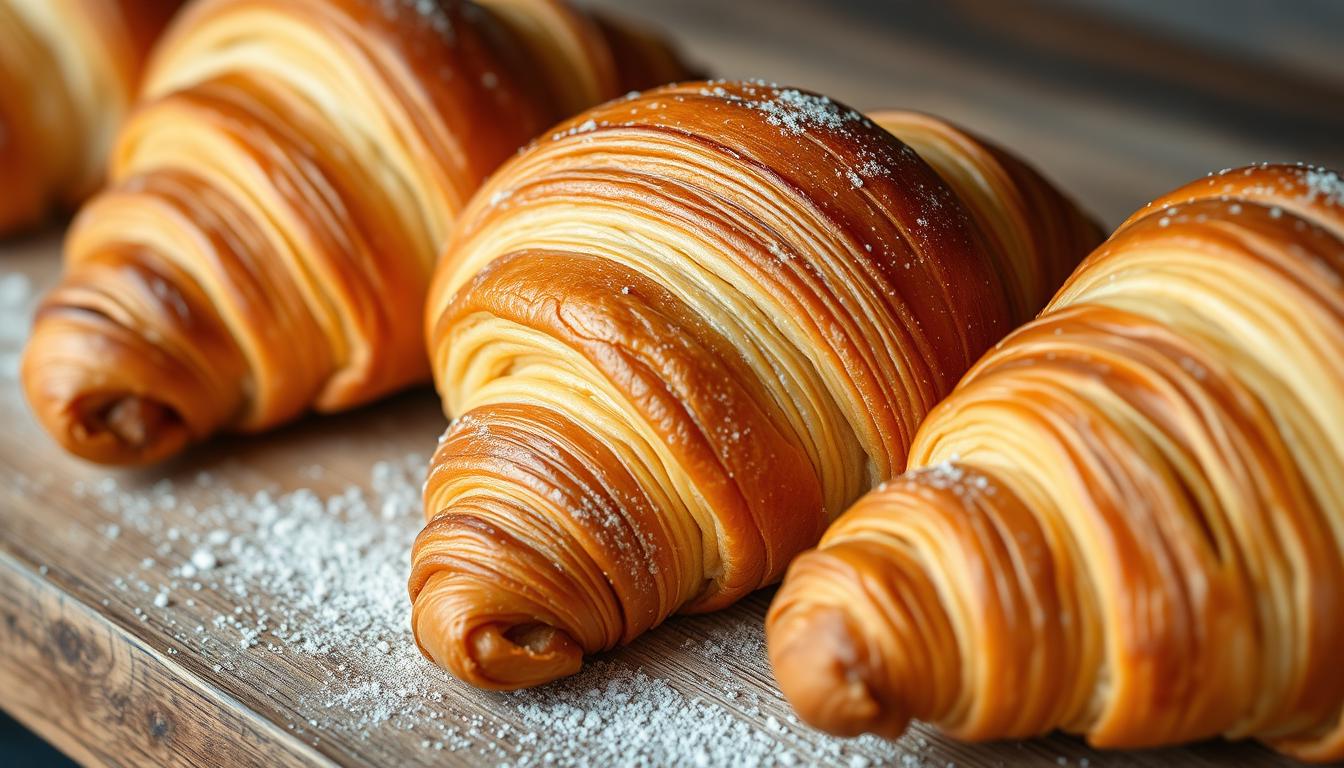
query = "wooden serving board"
(3, 1, 1341, 765)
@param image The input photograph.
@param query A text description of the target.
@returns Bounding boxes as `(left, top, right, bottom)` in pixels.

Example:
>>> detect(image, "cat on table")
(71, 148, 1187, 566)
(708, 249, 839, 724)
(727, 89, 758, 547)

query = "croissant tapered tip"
(18, 303, 216, 465)
(66, 393, 191, 466)
(466, 621, 584, 689)
(767, 600, 907, 740)
(411, 572, 584, 691)
(19, 245, 249, 466)
(21, 340, 195, 466)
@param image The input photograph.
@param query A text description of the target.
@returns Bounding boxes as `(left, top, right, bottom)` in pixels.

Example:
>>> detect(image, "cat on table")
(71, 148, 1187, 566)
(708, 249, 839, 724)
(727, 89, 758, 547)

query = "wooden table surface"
(3, 1, 1342, 766)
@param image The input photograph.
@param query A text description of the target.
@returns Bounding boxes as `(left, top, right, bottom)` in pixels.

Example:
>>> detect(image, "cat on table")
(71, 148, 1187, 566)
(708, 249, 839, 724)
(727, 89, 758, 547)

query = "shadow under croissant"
(56, 386, 443, 486)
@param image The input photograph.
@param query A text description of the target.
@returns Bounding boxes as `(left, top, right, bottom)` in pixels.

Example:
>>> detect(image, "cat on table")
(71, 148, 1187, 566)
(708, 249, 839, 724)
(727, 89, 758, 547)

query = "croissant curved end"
(412, 571, 584, 691)
(20, 308, 214, 466)
(64, 391, 188, 466)
(766, 597, 903, 739)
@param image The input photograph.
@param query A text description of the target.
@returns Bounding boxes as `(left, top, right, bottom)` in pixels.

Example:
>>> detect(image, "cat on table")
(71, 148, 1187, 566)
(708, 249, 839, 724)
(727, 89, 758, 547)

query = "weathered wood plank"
(0, 550, 328, 768)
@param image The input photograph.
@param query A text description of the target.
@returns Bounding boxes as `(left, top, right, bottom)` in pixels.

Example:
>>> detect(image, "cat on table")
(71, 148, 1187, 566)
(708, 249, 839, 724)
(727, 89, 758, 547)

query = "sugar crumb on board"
(61, 439, 932, 767)
(0, 271, 32, 380)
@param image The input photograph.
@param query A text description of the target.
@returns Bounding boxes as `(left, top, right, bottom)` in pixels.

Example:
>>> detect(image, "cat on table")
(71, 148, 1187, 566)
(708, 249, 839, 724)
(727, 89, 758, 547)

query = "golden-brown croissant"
(409, 80, 1102, 690)
(20, 0, 694, 465)
(766, 163, 1344, 762)
(0, 0, 179, 234)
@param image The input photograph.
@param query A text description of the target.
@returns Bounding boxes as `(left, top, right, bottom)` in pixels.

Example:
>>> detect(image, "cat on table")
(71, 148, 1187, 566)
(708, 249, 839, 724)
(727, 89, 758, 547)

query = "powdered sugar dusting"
(690, 80, 867, 138)
(70, 447, 926, 766)
(1303, 167, 1344, 206)
(506, 619, 922, 768)
(377, 0, 455, 41)
(0, 272, 33, 381)
(748, 88, 864, 136)
(1200, 162, 1344, 210)
(880, 454, 993, 499)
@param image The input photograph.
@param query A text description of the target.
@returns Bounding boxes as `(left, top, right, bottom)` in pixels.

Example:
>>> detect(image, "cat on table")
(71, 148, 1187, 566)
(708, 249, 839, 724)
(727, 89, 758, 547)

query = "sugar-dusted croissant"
(767, 164, 1344, 762)
(408, 80, 1102, 690)
(0, 0, 179, 234)
(20, 0, 693, 465)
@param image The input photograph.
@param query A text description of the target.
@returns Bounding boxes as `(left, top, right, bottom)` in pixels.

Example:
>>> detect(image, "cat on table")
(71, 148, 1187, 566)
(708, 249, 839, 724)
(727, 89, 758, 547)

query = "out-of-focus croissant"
(20, 0, 694, 465)
(0, 0, 179, 234)
(767, 164, 1344, 762)
(408, 80, 1102, 690)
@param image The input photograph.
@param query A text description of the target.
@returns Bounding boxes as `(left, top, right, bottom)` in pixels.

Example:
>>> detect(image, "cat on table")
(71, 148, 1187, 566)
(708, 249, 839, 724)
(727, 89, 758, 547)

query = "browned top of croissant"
(409, 79, 1102, 689)
(766, 163, 1344, 762)
(0, 0, 180, 234)
(20, 0, 695, 465)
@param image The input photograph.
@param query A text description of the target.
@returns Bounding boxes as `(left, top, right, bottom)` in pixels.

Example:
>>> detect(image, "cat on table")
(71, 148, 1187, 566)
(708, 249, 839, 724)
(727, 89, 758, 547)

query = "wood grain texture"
(0, 549, 328, 768)
(3, 1, 1342, 765)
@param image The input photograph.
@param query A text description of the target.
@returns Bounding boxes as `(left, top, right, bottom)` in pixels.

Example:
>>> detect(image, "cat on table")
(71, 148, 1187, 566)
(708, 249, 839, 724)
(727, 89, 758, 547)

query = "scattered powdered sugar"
(855, 157, 890, 179)
(83, 454, 424, 658)
(885, 454, 993, 498)
(690, 80, 868, 139)
(0, 271, 33, 380)
(1200, 162, 1344, 210)
(551, 117, 603, 141)
(504, 620, 917, 768)
(1303, 167, 1344, 206)
(76, 449, 929, 766)
(746, 87, 864, 136)
(376, 0, 455, 41)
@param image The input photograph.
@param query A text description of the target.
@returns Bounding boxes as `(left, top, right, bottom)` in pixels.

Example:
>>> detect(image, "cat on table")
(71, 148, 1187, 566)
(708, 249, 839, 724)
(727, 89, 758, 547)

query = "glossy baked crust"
(409, 80, 1102, 689)
(20, 0, 694, 465)
(766, 163, 1344, 762)
(0, 0, 179, 234)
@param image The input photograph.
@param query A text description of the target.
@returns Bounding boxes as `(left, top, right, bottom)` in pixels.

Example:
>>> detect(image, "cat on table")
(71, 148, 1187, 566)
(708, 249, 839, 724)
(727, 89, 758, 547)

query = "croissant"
(0, 0, 179, 234)
(408, 80, 1103, 690)
(19, 0, 694, 465)
(766, 163, 1344, 762)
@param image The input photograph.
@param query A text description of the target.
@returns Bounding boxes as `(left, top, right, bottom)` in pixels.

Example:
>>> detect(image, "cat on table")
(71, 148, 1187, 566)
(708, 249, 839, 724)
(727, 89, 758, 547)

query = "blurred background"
(590, 0, 1344, 225)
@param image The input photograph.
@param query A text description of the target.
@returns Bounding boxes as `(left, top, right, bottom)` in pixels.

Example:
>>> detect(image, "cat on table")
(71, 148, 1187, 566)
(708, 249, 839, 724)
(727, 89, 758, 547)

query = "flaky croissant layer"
(0, 0, 179, 234)
(409, 79, 1102, 689)
(20, 0, 694, 465)
(767, 163, 1344, 762)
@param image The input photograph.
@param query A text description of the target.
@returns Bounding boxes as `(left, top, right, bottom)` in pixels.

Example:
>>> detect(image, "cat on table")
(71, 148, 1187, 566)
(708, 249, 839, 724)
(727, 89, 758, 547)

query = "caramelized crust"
(0, 0, 179, 234)
(411, 80, 1101, 689)
(21, 0, 695, 465)
(766, 164, 1344, 762)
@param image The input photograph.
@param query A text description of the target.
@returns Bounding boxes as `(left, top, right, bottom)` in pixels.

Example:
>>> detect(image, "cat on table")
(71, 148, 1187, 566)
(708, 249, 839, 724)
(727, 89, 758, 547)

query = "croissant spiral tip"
(71, 394, 187, 462)
(767, 603, 902, 740)
(412, 587, 583, 691)
(471, 622, 584, 688)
